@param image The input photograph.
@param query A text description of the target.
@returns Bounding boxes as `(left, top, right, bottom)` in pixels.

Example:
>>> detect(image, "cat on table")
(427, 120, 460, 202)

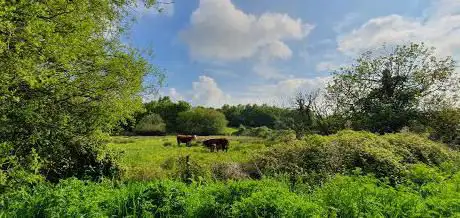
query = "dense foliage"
(2, 171, 460, 217)
(176, 108, 228, 135)
(327, 43, 459, 134)
(255, 130, 459, 185)
(0, 0, 162, 182)
(134, 113, 166, 136)
(219, 104, 288, 129)
(144, 97, 191, 132)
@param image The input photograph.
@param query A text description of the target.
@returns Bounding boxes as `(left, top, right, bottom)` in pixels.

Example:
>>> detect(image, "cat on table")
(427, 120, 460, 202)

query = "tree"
(134, 113, 166, 136)
(219, 104, 287, 129)
(327, 43, 459, 134)
(0, 0, 163, 182)
(144, 96, 191, 132)
(424, 107, 460, 149)
(177, 108, 228, 135)
(280, 91, 318, 139)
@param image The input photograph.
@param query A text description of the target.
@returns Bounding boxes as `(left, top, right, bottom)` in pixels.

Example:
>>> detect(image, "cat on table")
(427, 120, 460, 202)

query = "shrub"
(136, 181, 189, 217)
(176, 108, 228, 135)
(134, 113, 166, 136)
(211, 162, 248, 181)
(0, 143, 44, 193)
(313, 174, 424, 217)
(254, 130, 458, 184)
(426, 108, 460, 149)
(232, 188, 322, 217)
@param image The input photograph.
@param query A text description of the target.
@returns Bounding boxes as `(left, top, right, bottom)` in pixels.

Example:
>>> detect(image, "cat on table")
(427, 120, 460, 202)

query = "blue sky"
(123, 0, 459, 107)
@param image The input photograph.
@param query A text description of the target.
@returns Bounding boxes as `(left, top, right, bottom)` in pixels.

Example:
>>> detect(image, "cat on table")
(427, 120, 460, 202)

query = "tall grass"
(2, 171, 460, 217)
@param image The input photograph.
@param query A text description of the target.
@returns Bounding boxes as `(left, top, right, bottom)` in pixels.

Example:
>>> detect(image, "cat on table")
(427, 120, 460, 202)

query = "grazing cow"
(177, 135, 197, 147)
(203, 138, 229, 152)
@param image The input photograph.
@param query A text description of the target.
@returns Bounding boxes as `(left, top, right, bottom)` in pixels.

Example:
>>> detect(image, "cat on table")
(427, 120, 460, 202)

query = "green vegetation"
(327, 43, 459, 135)
(1, 0, 460, 216)
(177, 108, 229, 135)
(108, 136, 266, 181)
(134, 113, 167, 136)
(0, 0, 162, 182)
(144, 97, 192, 133)
(2, 170, 460, 217)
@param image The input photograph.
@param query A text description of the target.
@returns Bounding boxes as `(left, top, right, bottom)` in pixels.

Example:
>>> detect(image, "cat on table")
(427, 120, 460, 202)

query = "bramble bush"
(254, 130, 458, 184)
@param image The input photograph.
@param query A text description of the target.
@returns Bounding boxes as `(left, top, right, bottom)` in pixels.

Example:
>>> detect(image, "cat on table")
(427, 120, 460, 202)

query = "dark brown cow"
(177, 135, 197, 147)
(203, 138, 229, 152)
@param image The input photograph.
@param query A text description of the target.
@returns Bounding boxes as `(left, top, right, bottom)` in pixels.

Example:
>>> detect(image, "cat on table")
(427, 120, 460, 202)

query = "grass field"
(109, 135, 267, 180)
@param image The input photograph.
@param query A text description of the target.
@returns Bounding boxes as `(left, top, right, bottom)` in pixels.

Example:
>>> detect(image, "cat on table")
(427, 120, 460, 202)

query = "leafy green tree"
(425, 108, 460, 149)
(0, 0, 163, 181)
(144, 96, 191, 132)
(327, 43, 459, 134)
(220, 104, 287, 128)
(177, 108, 228, 135)
(134, 113, 166, 136)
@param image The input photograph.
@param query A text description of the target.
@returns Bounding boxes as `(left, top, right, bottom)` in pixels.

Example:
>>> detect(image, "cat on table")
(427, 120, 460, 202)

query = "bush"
(134, 113, 166, 136)
(0, 143, 44, 193)
(211, 162, 248, 181)
(426, 108, 460, 149)
(176, 108, 228, 135)
(254, 130, 458, 184)
(232, 188, 322, 217)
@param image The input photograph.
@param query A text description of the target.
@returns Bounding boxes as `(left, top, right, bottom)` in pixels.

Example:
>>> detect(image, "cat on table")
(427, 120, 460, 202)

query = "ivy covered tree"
(327, 43, 459, 134)
(0, 0, 163, 182)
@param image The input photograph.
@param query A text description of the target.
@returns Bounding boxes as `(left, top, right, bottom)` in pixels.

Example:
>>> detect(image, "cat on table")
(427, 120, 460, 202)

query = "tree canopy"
(0, 0, 163, 181)
(177, 108, 228, 135)
(327, 43, 459, 134)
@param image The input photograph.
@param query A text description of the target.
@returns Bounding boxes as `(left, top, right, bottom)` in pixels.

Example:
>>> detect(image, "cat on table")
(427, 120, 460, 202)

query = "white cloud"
(180, 0, 314, 62)
(168, 88, 184, 101)
(232, 76, 333, 106)
(190, 76, 231, 107)
(164, 75, 332, 107)
(337, 0, 460, 57)
(252, 63, 291, 80)
(259, 41, 293, 61)
(316, 62, 339, 72)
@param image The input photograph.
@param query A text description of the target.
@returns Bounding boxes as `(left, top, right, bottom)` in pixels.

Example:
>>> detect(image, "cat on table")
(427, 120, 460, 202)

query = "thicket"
(2, 170, 460, 217)
(255, 130, 459, 185)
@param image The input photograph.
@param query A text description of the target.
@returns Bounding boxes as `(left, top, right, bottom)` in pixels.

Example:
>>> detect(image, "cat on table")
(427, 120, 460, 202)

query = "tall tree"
(144, 96, 191, 132)
(0, 0, 163, 181)
(280, 91, 318, 139)
(327, 43, 459, 134)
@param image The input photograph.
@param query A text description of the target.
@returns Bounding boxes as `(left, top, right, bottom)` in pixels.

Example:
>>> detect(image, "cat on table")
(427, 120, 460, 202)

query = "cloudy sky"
(125, 0, 460, 107)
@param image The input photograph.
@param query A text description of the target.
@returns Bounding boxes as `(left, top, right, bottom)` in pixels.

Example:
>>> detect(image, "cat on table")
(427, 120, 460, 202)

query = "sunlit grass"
(109, 135, 267, 180)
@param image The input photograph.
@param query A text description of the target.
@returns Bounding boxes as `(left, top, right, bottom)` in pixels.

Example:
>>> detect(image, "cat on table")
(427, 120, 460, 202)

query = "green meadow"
(109, 136, 267, 180)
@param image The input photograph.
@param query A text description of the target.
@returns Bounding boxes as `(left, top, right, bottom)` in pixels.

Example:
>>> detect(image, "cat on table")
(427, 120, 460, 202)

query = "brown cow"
(177, 135, 197, 147)
(203, 138, 229, 152)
